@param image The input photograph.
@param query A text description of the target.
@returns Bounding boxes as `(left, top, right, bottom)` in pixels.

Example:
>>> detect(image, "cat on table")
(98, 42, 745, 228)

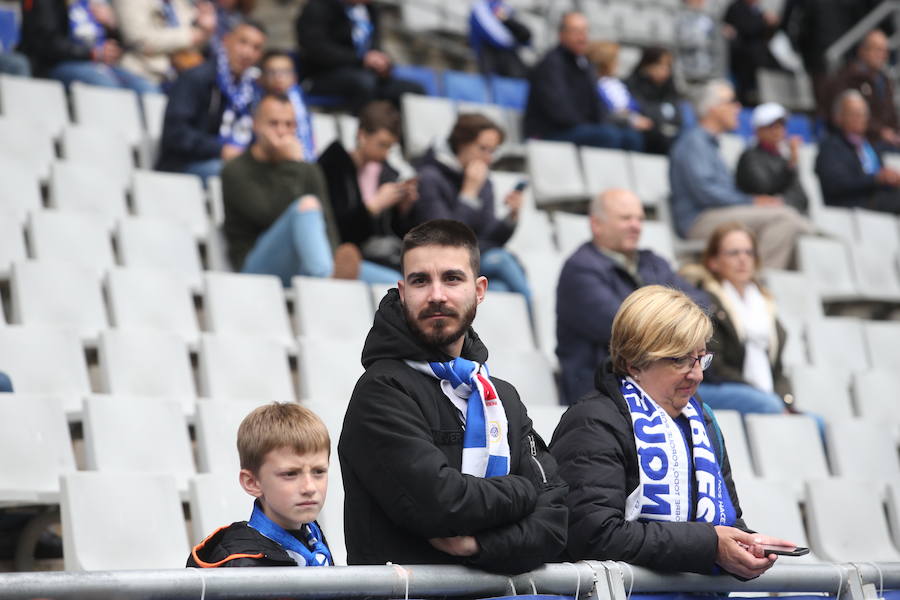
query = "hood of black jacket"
(361, 288, 489, 367)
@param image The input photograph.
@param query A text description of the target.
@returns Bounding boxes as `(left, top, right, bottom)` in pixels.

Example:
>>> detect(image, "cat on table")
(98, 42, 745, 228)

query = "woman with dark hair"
(626, 47, 683, 155)
(412, 114, 531, 304)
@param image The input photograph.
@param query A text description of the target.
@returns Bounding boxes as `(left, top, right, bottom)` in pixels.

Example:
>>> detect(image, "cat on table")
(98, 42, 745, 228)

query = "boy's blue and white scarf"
(345, 5, 373, 58)
(247, 500, 332, 567)
(68, 0, 105, 48)
(469, 0, 516, 52)
(408, 357, 510, 477)
(215, 44, 257, 148)
(287, 84, 317, 162)
(620, 377, 736, 526)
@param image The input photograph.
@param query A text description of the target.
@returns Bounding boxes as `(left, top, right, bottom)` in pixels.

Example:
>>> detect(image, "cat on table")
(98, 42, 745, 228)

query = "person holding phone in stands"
(551, 285, 798, 578)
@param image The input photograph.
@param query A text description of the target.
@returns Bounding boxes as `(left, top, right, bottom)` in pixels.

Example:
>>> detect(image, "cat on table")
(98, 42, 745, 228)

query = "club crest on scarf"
(620, 378, 736, 526)
(247, 500, 332, 567)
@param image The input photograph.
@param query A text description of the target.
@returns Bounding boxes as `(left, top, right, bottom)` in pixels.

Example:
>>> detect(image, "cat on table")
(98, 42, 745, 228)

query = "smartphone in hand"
(761, 545, 809, 557)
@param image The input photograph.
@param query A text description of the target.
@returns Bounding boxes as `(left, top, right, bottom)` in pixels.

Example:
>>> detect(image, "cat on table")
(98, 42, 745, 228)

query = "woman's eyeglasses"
(664, 353, 714, 372)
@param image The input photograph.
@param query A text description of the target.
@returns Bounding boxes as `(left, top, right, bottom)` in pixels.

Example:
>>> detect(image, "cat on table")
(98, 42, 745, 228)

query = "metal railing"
(1, 561, 898, 600)
(825, 0, 900, 70)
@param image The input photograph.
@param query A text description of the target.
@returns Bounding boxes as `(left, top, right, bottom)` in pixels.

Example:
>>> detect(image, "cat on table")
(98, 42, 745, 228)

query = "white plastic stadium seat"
(813, 206, 855, 244)
(189, 473, 252, 544)
(293, 276, 374, 348)
(61, 472, 189, 571)
(61, 124, 134, 191)
(49, 161, 128, 230)
(132, 170, 209, 238)
(862, 320, 900, 371)
(745, 414, 829, 497)
(197, 334, 295, 403)
(805, 317, 869, 373)
(852, 370, 900, 441)
(0, 74, 69, 136)
(297, 337, 364, 403)
(788, 366, 854, 425)
(0, 117, 56, 180)
(527, 405, 566, 445)
(505, 210, 556, 258)
(526, 140, 588, 207)
(707, 409, 755, 486)
(629, 152, 670, 208)
(486, 348, 559, 407)
(28, 210, 116, 275)
(0, 159, 42, 219)
(473, 290, 535, 352)
(553, 212, 591, 258)
(117, 217, 204, 289)
(0, 213, 27, 275)
(796, 236, 858, 300)
(304, 399, 348, 565)
(849, 244, 900, 300)
(853, 208, 899, 254)
(401, 94, 456, 158)
(640, 221, 677, 266)
(579, 147, 633, 196)
(70, 82, 143, 147)
(718, 134, 744, 171)
(141, 91, 168, 165)
(762, 269, 824, 320)
(204, 272, 295, 348)
(736, 478, 818, 562)
(106, 267, 201, 344)
(194, 398, 265, 473)
(311, 113, 339, 157)
(826, 419, 900, 487)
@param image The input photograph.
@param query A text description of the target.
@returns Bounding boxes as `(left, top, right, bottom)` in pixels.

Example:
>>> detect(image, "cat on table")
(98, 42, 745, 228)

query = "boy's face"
(240, 447, 329, 530)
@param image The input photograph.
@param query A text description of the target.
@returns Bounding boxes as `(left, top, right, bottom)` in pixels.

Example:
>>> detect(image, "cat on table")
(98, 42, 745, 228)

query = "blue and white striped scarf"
(215, 44, 257, 148)
(408, 358, 510, 478)
(345, 5, 373, 58)
(620, 377, 736, 526)
(469, 0, 516, 52)
(287, 85, 316, 162)
(247, 500, 332, 567)
(68, 0, 105, 48)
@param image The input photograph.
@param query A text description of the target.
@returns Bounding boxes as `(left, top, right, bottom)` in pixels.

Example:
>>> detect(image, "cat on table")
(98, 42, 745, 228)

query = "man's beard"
(403, 299, 477, 351)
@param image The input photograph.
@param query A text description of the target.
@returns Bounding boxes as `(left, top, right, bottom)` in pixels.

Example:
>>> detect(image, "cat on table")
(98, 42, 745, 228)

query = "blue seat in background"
(443, 70, 490, 104)
(0, 8, 19, 51)
(737, 107, 754, 139)
(680, 100, 697, 130)
(787, 114, 813, 142)
(393, 64, 440, 97)
(490, 76, 529, 110)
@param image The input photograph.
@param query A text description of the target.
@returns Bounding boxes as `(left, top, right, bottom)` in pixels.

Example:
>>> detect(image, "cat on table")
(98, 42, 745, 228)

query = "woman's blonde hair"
(587, 41, 620, 77)
(610, 285, 712, 374)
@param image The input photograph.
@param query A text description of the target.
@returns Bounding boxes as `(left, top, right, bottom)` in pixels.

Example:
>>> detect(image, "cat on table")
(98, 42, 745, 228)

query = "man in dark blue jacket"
(523, 12, 640, 150)
(556, 188, 709, 405)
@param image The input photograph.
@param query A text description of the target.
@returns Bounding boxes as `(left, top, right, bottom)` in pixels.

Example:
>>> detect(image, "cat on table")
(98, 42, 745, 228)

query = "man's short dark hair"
(253, 92, 291, 116)
(401, 220, 481, 277)
(261, 49, 294, 69)
(232, 18, 267, 37)
(358, 100, 402, 139)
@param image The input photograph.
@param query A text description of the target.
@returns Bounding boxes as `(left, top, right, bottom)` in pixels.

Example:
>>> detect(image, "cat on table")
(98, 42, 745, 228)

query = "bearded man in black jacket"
(339, 219, 568, 574)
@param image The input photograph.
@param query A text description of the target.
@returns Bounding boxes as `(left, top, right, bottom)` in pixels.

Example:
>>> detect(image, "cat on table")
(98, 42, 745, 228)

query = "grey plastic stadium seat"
(304, 399, 348, 565)
(337, 113, 358, 150)
(311, 113, 338, 157)
(852, 370, 900, 441)
(826, 418, 900, 487)
(849, 244, 900, 300)
(204, 272, 295, 348)
(745, 414, 829, 497)
(117, 217, 203, 289)
(0, 74, 69, 137)
(106, 267, 200, 344)
(762, 269, 824, 320)
(70, 82, 143, 147)
(813, 206, 855, 244)
(0, 158, 42, 219)
(796, 237, 859, 301)
(49, 161, 128, 230)
(189, 473, 252, 544)
(805, 317, 869, 372)
(61, 124, 134, 191)
(788, 365, 854, 425)
(887, 483, 900, 552)
(515, 250, 564, 369)
(401, 94, 456, 158)
(707, 409, 756, 486)
(293, 276, 374, 348)
(527, 406, 566, 445)
(297, 337, 364, 403)
(805, 478, 900, 562)
(473, 290, 535, 352)
(777, 315, 808, 369)
(132, 170, 209, 238)
(10, 261, 107, 341)
(736, 478, 819, 563)
(194, 398, 266, 474)
(198, 334, 295, 403)
(718, 134, 744, 171)
(553, 212, 591, 258)
(141, 91, 167, 166)
(526, 140, 588, 207)
(491, 171, 536, 216)
(98, 330, 196, 413)
(83, 395, 195, 494)
(28, 210, 116, 275)
(486, 348, 559, 407)
(853, 208, 899, 255)
(0, 394, 76, 504)
(0, 212, 27, 276)
(629, 152, 670, 209)
(796, 144, 825, 219)
(640, 221, 677, 265)
(369, 283, 393, 309)
(60, 472, 189, 570)
(506, 210, 556, 259)
(0, 116, 57, 180)
(862, 320, 900, 371)
(0, 326, 91, 416)
(580, 147, 633, 196)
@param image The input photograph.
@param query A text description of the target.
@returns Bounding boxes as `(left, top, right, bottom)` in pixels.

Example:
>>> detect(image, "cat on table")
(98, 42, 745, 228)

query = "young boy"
(187, 403, 333, 568)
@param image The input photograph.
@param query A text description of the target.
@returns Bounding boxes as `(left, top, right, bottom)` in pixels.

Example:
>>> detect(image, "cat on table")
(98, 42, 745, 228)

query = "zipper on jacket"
(528, 434, 547, 484)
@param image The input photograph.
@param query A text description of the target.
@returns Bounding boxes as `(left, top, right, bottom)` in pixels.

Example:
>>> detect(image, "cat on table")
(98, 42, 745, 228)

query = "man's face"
(253, 98, 297, 155)
(839, 96, 870, 136)
(357, 128, 397, 163)
(709, 86, 741, 131)
(398, 245, 486, 353)
(261, 55, 297, 95)
(591, 190, 645, 255)
(224, 24, 266, 76)
(756, 119, 786, 146)
(860, 31, 889, 71)
(559, 13, 589, 57)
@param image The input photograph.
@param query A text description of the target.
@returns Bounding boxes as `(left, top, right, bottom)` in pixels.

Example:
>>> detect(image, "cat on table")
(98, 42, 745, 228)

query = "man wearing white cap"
(735, 102, 808, 212)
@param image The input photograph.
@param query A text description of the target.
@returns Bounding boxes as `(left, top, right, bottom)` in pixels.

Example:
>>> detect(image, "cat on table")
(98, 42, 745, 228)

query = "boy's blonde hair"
(237, 403, 331, 474)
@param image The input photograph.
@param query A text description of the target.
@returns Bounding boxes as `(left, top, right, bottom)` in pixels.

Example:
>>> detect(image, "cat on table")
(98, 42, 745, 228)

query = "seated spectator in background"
(815, 90, 900, 214)
(736, 102, 808, 212)
(188, 403, 333, 568)
(551, 285, 792, 576)
(157, 20, 266, 181)
(340, 220, 568, 573)
(258, 50, 317, 163)
(413, 114, 531, 305)
(675, 0, 722, 88)
(681, 223, 792, 415)
(587, 41, 648, 152)
(723, 0, 779, 106)
(295, 0, 425, 113)
(318, 101, 414, 280)
(468, 0, 531, 79)
(556, 188, 709, 405)
(626, 47, 682, 155)
(824, 30, 900, 148)
(0, 371, 11, 393)
(0, 51, 30, 76)
(112, 0, 217, 87)
(670, 80, 813, 269)
(214, 0, 255, 42)
(19, 0, 157, 92)
(523, 12, 641, 150)
(222, 93, 348, 283)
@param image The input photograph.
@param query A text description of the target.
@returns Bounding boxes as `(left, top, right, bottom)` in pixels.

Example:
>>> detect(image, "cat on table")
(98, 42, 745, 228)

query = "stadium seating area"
(0, 0, 899, 581)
